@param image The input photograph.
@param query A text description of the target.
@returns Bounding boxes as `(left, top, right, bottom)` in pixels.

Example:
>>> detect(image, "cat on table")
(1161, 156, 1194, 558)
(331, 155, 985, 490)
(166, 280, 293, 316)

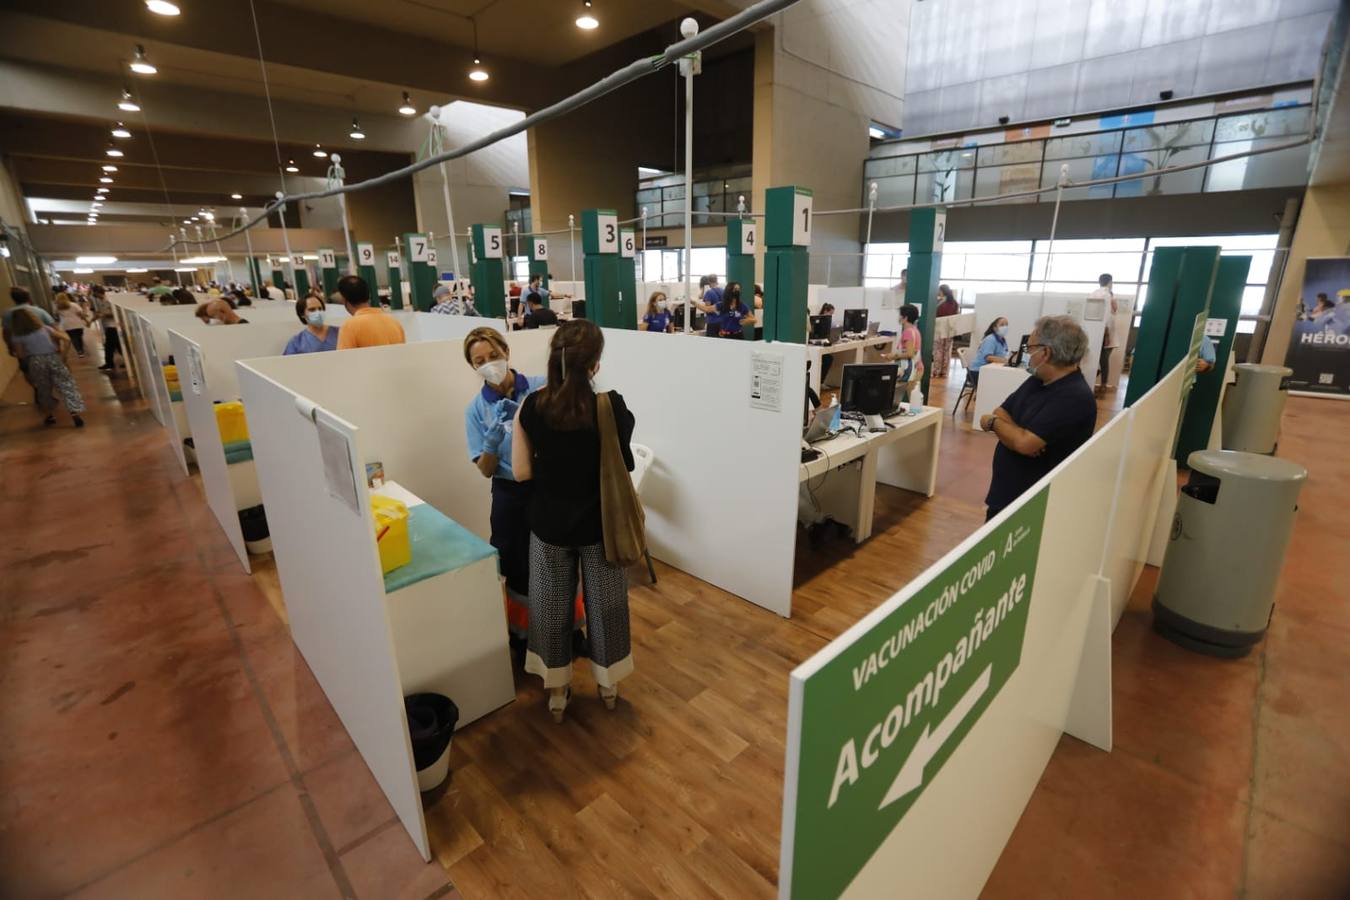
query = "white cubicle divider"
(814, 286, 904, 333)
(170, 322, 299, 572)
(594, 331, 807, 617)
(407, 312, 507, 343)
(973, 291, 1117, 386)
(779, 361, 1190, 900)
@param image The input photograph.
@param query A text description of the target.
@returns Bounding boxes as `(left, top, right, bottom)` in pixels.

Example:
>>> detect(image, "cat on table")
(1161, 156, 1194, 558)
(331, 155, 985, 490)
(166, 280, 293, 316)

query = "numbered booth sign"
(356, 243, 375, 267)
(387, 251, 401, 269)
(765, 186, 814, 248)
(932, 212, 947, 253)
(408, 234, 429, 263)
(318, 248, 337, 269)
(620, 229, 636, 258)
(291, 254, 306, 270)
(427, 248, 438, 268)
(482, 227, 503, 259)
(582, 209, 620, 256)
(532, 239, 549, 261)
(740, 221, 757, 256)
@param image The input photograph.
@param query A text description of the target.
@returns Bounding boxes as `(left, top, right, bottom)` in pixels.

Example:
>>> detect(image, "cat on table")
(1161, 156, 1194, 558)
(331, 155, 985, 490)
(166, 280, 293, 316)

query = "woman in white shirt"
(55, 293, 90, 357)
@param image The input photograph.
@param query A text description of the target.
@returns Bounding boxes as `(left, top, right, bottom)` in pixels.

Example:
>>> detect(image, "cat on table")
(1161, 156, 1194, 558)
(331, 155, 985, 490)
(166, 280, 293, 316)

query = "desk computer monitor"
(572, 300, 586, 320)
(841, 363, 899, 431)
(1007, 334, 1030, 368)
(843, 308, 868, 334)
(809, 315, 832, 343)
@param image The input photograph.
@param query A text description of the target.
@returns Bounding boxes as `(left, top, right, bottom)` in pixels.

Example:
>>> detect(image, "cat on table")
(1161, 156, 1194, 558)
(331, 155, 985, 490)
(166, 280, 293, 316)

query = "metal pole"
(275, 189, 295, 295)
(1040, 164, 1069, 303)
(640, 206, 648, 283)
(240, 206, 256, 293)
(179, 228, 188, 286)
(427, 112, 465, 279)
(864, 181, 878, 288)
(568, 214, 576, 284)
(327, 155, 358, 275)
(680, 17, 699, 334)
(209, 220, 234, 283)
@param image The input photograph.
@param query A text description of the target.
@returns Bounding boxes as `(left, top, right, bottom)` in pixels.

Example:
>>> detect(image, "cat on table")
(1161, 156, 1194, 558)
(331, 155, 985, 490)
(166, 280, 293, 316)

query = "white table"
(808, 335, 896, 394)
(799, 407, 943, 543)
(972, 364, 1033, 424)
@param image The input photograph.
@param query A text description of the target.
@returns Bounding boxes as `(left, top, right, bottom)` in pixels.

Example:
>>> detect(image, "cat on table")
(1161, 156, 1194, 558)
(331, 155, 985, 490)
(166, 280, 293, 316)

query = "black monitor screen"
(809, 315, 832, 341)
(843, 308, 868, 333)
(840, 363, 899, 416)
(572, 300, 586, 320)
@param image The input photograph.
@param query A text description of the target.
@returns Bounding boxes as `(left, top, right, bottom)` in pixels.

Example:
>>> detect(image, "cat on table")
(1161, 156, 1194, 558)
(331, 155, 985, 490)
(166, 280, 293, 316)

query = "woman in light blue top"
(970, 317, 1010, 374)
(283, 295, 340, 355)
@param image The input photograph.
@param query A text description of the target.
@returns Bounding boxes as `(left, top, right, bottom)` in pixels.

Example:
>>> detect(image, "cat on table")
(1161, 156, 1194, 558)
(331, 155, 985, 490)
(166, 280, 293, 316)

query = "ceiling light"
(106, 146, 124, 158)
(129, 44, 157, 75)
(468, 18, 489, 81)
(399, 92, 417, 116)
(174, 267, 197, 273)
(112, 122, 132, 139)
(102, 165, 119, 172)
(77, 256, 117, 264)
(97, 188, 109, 194)
(576, 1, 599, 29)
(74, 268, 95, 273)
(100, 176, 114, 183)
(230, 192, 242, 200)
(312, 143, 327, 158)
(285, 159, 299, 173)
(145, 0, 181, 14)
(118, 88, 141, 112)
(349, 117, 365, 140)
(126, 268, 149, 273)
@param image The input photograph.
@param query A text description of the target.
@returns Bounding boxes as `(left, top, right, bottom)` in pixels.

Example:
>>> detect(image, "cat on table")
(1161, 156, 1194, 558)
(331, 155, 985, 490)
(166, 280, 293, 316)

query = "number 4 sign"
(740, 222, 756, 256)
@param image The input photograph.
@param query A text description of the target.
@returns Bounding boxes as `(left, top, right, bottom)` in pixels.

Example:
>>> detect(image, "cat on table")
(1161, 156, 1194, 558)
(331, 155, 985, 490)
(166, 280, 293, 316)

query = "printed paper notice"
(1205, 317, 1227, 337)
(750, 350, 784, 412)
(187, 345, 205, 396)
(317, 415, 361, 514)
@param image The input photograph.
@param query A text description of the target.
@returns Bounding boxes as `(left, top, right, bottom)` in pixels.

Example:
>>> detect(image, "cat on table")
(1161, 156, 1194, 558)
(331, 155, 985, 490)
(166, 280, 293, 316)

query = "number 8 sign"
(534, 239, 549, 261)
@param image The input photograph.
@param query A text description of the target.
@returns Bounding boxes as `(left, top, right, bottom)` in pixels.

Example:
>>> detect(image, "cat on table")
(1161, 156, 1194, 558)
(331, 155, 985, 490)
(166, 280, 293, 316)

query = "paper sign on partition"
(316, 412, 361, 514)
(187, 344, 205, 396)
(782, 489, 1048, 899)
(750, 350, 784, 412)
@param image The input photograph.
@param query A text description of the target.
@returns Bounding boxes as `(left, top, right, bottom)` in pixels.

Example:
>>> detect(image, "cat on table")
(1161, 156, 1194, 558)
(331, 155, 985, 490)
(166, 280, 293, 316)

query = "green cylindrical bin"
(1153, 450, 1306, 657)
(1221, 363, 1292, 454)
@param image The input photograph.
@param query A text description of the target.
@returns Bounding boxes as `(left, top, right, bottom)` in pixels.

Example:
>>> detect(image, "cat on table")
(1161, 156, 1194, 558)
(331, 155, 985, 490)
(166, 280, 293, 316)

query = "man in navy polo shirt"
(980, 315, 1097, 520)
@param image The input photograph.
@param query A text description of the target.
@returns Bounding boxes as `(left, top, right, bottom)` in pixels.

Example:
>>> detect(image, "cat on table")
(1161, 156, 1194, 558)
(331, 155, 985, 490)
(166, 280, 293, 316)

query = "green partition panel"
(905, 208, 945, 398)
(528, 236, 550, 288)
(615, 228, 638, 330)
(319, 247, 339, 298)
(270, 261, 286, 295)
(290, 255, 311, 298)
(385, 249, 404, 310)
(470, 224, 506, 318)
(401, 233, 435, 311)
(351, 242, 377, 302)
(248, 256, 265, 295)
(1125, 246, 1221, 407)
(727, 218, 758, 341)
(763, 186, 812, 343)
(1175, 255, 1250, 462)
(582, 209, 622, 328)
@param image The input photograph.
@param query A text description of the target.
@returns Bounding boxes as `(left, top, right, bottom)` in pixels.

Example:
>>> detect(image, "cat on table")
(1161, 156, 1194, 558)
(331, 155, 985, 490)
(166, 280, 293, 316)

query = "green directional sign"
(784, 488, 1048, 899)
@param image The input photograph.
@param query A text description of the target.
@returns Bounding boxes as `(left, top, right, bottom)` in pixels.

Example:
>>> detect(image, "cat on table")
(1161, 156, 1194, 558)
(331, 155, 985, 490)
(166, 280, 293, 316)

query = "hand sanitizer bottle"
(909, 385, 923, 415)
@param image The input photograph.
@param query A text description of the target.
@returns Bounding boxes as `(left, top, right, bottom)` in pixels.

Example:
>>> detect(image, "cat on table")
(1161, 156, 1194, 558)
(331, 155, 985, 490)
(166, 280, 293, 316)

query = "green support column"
(385, 249, 404, 310)
(528, 236, 550, 288)
(352, 242, 378, 301)
(402, 233, 435, 311)
(1175, 255, 1250, 462)
(290, 254, 311, 298)
(270, 259, 286, 295)
(905, 208, 946, 398)
(582, 209, 622, 328)
(726, 218, 758, 341)
(470, 224, 506, 318)
(248, 256, 265, 295)
(1125, 246, 1221, 407)
(616, 228, 638, 330)
(763, 186, 812, 343)
(319, 247, 339, 298)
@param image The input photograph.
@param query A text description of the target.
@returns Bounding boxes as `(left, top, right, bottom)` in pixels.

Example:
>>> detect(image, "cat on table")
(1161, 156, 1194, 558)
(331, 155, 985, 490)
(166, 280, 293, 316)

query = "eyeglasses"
(1027, 343, 1045, 352)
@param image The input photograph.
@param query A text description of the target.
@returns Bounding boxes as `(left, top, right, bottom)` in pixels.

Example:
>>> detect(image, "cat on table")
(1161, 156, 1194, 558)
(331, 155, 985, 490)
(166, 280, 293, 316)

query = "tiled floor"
(2, 346, 1347, 899)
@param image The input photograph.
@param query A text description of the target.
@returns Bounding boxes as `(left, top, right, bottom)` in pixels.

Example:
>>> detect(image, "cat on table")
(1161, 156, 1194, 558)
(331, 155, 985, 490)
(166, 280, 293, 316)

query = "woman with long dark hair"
(932, 284, 959, 378)
(715, 281, 756, 339)
(512, 319, 636, 722)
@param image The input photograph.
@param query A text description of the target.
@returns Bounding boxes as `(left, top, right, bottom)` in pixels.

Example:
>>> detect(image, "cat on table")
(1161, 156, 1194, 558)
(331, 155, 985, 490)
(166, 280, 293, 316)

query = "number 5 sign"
(482, 227, 503, 259)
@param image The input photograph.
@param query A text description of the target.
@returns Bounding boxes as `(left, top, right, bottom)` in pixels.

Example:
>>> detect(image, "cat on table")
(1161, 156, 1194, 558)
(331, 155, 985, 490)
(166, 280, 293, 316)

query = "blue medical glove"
(496, 398, 520, 422)
(482, 418, 507, 456)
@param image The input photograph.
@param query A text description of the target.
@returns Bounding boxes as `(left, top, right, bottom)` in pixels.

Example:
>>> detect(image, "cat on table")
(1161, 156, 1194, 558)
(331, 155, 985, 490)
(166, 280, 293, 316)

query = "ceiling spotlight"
(118, 88, 140, 112)
(106, 146, 124, 158)
(399, 91, 417, 116)
(468, 18, 489, 81)
(145, 0, 181, 14)
(129, 44, 157, 75)
(285, 159, 299, 173)
(111, 122, 132, 139)
(77, 256, 117, 264)
(349, 117, 365, 140)
(230, 192, 242, 200)
(97, 187, 109, 194)
(99, 176, 114, 183)
(576, 1, 599, 29)
(102, 165, 119, 172)
(312, 143, 327, 158)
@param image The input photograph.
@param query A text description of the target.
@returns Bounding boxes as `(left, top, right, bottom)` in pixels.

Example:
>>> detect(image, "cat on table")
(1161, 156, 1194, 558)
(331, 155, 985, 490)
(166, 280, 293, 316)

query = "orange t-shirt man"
(334, 275, 405, 350)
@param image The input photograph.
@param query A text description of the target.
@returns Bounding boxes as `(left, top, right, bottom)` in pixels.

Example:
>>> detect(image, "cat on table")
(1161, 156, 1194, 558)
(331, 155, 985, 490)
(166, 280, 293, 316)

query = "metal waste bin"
(1153, 450, 1306, 657)
(1221, 363, 1292, 454)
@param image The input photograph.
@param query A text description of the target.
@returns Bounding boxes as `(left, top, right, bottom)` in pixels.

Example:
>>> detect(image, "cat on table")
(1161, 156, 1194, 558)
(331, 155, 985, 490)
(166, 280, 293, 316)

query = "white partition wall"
(815, 286, 903, 333)
(594, 331, 808, 617)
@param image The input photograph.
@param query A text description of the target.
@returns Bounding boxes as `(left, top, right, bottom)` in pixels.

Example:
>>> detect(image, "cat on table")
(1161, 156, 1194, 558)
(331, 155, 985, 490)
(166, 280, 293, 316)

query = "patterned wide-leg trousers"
(27, 353, 86, 415)
(524, 534, 634, 689)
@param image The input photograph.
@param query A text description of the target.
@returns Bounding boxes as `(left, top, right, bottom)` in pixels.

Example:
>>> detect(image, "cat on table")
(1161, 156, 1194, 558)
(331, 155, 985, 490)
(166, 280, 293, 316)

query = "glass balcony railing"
(864, 104, 1313, 208)
(635, 168, 753, 230)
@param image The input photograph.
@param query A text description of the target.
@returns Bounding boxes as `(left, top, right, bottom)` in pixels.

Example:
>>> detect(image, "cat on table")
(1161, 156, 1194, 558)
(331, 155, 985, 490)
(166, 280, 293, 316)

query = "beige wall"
(1261, 182, 1350, 366)
(0, 157, 33, 392)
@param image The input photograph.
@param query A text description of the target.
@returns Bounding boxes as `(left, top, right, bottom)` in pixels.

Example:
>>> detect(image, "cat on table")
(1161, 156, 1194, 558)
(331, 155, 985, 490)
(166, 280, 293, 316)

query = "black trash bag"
(238, 504, 269, 542)
(405, 693, 459, 772)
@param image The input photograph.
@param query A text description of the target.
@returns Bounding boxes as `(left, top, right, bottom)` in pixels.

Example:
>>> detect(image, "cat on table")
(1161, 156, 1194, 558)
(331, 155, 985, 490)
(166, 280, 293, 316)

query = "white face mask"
(476, 359, 509, 385)
(656, 300, 667, 311)
(306, 311, 325, 326)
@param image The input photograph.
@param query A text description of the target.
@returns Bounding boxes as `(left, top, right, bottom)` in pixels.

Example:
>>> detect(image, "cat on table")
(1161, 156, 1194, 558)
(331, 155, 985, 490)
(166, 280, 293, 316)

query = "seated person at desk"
(640, 291, 673, 333)
(969, 318, 1010, 382)
(431, 283, 479, 316)
(195, 299, 248, 325)
(463, 326, 545, 643)
(336, 275, 405, 349)
(980, 315, 1096, 520)
(714, 282, 756, 339)
(884, 303, 924, 393)
(522, 292, 559, 329)
(283, 295, 339, 354)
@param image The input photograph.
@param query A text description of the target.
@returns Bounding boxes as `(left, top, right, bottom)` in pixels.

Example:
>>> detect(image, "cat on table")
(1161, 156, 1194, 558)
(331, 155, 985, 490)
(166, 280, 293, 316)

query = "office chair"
(953, 347, 978, 416)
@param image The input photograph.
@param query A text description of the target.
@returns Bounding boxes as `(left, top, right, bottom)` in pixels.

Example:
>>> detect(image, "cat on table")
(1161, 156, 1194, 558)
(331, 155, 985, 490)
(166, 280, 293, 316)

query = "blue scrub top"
(282, 326, 340, 355)
(643, 311, 671, 332)
(971, 333, 1008, 372)
(1198, 336, 1216, 365)
(717, 302, 751, 335)
(465, 370, 545, 480)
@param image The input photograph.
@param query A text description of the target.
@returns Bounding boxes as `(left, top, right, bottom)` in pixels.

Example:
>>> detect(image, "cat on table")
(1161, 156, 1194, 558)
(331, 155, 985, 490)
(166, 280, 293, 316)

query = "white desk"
(808, 335, 895, 393)
(972, 364, 1033, 423)
(799, 407, 943, 542)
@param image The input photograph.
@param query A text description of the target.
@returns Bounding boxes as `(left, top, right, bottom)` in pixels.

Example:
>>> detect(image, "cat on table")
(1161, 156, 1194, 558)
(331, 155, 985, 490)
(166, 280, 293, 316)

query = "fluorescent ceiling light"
(302, 254, 319, 260)
(399, 92, 416, 116)
(576, 1, 598, 29)
(77, 256, 118, 264)
(118, 89, 140, 112)
(230, 192, 242, 200)
(285, 159, 299, 173)
(868, 126, 886, 139)
(106, 147, 124, 158)
(129, 45, 157, 75)
(145, 1, 181, 15)
(112, 123, 132, 139)
(102, 165, 119, 172)
(312, 143, 327, 158)
(349, 117, 365, 140)
(126, 268, 149, 273)
(174, 267, 197, 272)
(74, 268, 94, 273)
(100, 177, 114, 183)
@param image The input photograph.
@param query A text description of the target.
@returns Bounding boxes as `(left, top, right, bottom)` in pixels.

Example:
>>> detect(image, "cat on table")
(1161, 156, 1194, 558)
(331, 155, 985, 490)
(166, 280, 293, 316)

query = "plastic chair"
(953, 348, 978, 416)
(629, 443, 658, 584)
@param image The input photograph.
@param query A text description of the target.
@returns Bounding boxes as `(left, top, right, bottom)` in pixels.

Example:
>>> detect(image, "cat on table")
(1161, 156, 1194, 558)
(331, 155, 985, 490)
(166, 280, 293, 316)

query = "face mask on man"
(476, 359, 509, 385)
(307, 311, 325, 326)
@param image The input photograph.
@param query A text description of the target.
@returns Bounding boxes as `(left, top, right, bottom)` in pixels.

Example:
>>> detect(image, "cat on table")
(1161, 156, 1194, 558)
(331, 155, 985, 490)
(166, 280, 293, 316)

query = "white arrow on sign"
(879, 664, 991, 810)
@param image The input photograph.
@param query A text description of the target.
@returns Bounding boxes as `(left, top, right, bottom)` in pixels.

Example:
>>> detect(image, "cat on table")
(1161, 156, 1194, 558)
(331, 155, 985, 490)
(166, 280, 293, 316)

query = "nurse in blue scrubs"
(282, 295, 340, 354)
(463, 326, 545, 641)
(714, 282, 756, 339)
(969, 318, 1010, 380)
(640, 291, 673, 333)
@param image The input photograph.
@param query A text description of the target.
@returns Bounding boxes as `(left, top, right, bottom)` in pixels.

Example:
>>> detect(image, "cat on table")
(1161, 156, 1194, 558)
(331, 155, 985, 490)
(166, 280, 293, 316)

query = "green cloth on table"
(169, 390, 182, 402)
(223, 440, 253, 465)
(383, 503, 496, 594)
